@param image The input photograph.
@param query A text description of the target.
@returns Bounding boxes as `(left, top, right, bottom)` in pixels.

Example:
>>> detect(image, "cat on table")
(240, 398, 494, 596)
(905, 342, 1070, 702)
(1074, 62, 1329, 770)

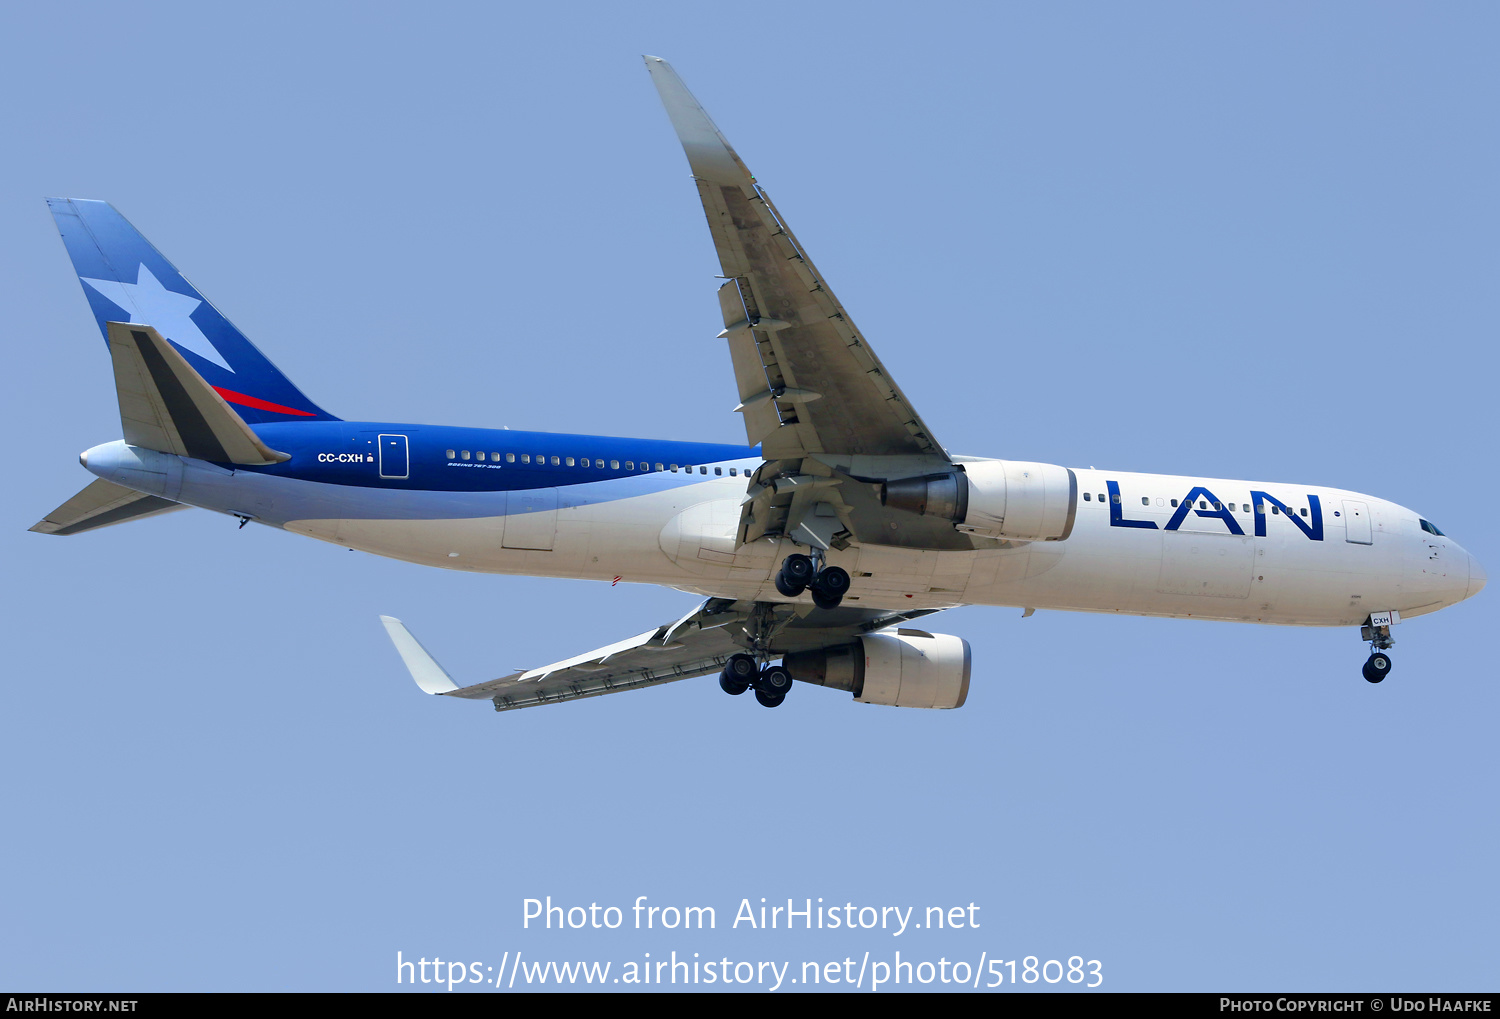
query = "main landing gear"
(1359, 620, 1395, 684)
(719, 653, 792, 708)
(775, 553, 851, 609)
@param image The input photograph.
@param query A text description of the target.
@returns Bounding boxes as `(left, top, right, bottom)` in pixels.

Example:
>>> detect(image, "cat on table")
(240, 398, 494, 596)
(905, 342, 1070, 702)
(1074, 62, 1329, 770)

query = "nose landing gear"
(1359, 617, 1395, 683)
(1362, 652, 1392, 684)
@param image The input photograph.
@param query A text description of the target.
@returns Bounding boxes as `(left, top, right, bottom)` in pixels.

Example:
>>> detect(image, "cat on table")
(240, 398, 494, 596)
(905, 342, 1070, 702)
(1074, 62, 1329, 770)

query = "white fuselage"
(84, 442, 1483, 628)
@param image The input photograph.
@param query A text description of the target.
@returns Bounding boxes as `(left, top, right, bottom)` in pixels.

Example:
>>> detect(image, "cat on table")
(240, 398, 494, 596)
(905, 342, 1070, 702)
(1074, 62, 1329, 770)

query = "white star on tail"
(80, 263, 232, 371)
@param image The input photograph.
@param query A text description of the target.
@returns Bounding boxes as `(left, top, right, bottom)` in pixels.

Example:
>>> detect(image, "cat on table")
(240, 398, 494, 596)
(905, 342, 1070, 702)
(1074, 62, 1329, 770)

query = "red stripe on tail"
(213, 387, 316, 417)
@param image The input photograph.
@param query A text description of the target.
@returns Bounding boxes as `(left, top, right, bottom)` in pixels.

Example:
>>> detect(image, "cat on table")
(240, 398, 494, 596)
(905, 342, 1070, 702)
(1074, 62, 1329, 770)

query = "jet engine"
(881, 459, 1077, 542)
(784, 630, 972, 709)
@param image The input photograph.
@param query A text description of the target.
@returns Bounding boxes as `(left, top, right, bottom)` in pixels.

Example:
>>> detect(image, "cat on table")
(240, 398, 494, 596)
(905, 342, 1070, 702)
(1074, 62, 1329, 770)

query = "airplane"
(32, 56, 1484, 713)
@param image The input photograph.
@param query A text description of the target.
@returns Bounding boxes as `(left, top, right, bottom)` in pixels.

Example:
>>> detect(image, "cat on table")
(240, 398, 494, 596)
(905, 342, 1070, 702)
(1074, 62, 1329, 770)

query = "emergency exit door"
(1343, 500, 1372, 544)
(378, 434, 409, 479)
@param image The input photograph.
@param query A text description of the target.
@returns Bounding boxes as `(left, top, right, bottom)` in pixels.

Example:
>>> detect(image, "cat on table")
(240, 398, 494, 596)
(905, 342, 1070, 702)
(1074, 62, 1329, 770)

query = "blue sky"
(3, 1, 1496, 992)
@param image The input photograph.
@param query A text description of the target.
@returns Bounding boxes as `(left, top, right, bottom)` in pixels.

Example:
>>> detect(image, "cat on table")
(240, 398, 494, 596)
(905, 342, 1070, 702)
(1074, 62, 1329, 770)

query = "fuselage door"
(378, 434, 409, 480)
(503, 488, 558, 551)
(1343, 500, 1372, 544)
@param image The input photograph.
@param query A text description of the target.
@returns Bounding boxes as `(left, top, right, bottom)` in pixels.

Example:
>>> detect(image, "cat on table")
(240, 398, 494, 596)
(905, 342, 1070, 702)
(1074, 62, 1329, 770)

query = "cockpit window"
(1420, 519, 1445, 536)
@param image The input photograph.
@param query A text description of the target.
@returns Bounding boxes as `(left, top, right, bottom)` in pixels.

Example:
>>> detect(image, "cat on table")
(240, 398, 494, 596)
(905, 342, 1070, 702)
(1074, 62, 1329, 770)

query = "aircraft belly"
(959, 509, 1407, 625)
(171, 467, 703, 584)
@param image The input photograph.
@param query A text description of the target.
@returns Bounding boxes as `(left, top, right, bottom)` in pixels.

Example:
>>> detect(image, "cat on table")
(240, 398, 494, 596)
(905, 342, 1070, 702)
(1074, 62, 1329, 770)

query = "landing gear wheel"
(718, 653, 757, 695)
(810, 566, 851, 610)
(725, 653, 758, 683)
(776, 554, 814, 597)
(757, 664, 793, 698)
(774, 571, 805, 597)
(1363, 652, 1392, 684)
(754, 688, 786, 708)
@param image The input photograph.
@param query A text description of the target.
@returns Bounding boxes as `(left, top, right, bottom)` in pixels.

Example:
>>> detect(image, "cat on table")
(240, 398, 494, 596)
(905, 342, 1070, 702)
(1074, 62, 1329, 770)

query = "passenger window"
(730, 468, 738, 476)
(1097, 493, 1105, 502)
(566, 457, 575, 466)
(550, 456, 560, 466)
(1213, 501, 1221, 510)
(715, 467, 722, 475)
(506, 453, 516, 463)
(1083, 492, 1091, 501)
(611, 460, 620, 469)
(625, 461, 634, 470)
(476, 452, 486, 461)
(1254, 503, 1263, 514)
(1300, 508, 1307, 517)
(1141, 497, 1149, 506)
(655, 463, 664, 472)
(461, 450, 470, 460)
(1170, 499, 1178, 507)
(446, 449, 456, 459)
(492, 453, 500, 461)
(1111, 494, 1121, 504)
(1272, 506, 1279, 515)
(1198, 500, 1207, 509)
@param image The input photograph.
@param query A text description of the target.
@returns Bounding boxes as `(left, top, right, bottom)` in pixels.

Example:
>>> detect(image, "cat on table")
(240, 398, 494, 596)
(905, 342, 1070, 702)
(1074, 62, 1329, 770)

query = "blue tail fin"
(47, 198, 338, 423)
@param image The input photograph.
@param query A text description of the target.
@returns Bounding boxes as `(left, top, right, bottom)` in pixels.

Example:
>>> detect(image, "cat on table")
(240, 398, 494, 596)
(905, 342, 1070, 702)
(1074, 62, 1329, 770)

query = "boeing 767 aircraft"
(31, 57, 1484, 712)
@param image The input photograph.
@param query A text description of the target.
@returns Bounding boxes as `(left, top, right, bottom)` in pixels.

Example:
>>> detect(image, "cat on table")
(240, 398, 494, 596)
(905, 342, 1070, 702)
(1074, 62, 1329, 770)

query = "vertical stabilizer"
(47, 198, 338, 424)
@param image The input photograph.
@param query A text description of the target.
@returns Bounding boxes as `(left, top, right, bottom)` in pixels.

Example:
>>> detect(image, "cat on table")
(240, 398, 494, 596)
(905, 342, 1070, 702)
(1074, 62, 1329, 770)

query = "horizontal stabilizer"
(30, 478, 186, 536)
(109, 322, 290, 465)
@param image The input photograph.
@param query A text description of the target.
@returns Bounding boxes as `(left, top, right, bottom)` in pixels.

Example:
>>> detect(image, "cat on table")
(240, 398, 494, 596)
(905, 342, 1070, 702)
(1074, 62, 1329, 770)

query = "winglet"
(380, 616, 461, 695)
(643, 56, 753, 189)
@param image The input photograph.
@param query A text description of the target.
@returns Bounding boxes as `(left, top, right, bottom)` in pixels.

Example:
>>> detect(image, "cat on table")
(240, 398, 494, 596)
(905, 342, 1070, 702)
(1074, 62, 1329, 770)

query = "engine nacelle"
(881, 460, 1077, 542)
(784, 630, 972, 709)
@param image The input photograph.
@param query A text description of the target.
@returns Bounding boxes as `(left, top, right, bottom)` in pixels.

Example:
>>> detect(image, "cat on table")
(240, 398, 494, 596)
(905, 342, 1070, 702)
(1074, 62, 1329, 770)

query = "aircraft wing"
(645, 56, 947, 464)
(381, 599, 941, 712)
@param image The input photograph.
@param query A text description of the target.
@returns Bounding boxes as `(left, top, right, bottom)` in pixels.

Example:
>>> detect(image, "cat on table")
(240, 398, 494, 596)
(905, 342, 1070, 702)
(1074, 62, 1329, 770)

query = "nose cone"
(1469, 553, 1487, 600)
